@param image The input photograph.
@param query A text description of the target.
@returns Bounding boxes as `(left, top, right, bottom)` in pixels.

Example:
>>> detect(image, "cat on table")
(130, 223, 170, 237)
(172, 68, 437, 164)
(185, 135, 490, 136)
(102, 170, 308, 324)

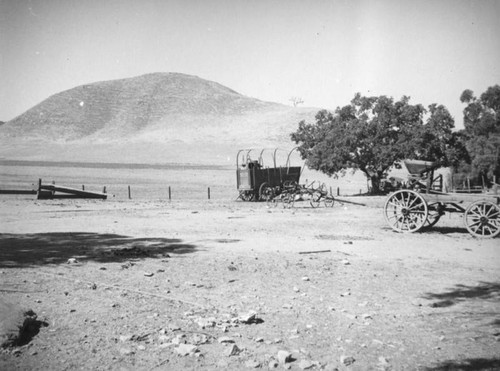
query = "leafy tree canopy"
(459, 85, 500, 182)
(290, 93, 459, 193)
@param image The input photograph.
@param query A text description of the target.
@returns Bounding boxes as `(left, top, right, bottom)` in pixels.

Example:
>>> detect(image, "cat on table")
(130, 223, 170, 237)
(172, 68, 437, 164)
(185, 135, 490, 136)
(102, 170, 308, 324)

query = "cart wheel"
(424, 202, 443, 228)
(310, 191, 323, 208)
(259, 183, 274, 202)
(324, 197, 335, 208)
(283, 193, 295, 209)
(464, 201, 500, 238)
(239, 191, 255, 202)
(383, 190, 428, 233)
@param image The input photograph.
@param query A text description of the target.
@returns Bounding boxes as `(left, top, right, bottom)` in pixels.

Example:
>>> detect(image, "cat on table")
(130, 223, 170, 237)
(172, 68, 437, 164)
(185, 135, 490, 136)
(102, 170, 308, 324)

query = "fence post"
(128, 185, 131, 199)
(208, 187, 211, 200)
(168, 186, 171, 200)
(337, 187, 340, 196)
(103, 186, 106, 194)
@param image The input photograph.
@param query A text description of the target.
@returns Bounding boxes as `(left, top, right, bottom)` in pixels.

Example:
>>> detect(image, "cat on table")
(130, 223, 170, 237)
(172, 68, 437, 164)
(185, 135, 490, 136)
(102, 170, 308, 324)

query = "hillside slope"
(0, 73, 319, 164)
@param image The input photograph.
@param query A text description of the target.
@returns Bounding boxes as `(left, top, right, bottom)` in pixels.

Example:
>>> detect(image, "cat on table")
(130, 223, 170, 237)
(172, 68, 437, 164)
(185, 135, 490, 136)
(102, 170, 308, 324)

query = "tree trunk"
(369, 175, 382, 195)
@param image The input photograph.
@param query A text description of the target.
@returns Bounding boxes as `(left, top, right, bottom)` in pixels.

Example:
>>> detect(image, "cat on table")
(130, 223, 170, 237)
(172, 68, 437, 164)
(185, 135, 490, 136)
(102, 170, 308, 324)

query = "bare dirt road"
(1, 197, 499, 370)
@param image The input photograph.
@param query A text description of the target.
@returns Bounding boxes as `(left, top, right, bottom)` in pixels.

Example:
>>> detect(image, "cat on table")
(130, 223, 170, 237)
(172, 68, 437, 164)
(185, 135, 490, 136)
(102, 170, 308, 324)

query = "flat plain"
(1, 163, 499, 370)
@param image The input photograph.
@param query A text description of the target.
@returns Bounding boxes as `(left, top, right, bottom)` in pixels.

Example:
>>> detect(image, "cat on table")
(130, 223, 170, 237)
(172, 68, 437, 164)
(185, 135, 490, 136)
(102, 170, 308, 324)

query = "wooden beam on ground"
(0, 190, 37, 195)
(39, 184, 107, 199)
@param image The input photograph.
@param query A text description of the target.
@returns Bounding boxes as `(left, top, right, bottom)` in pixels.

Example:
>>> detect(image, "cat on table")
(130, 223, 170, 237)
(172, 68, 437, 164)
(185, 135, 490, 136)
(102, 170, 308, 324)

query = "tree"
(290, 93, 458, 193)
(459, 85, 500, 185)
(289, 97, 304, 107)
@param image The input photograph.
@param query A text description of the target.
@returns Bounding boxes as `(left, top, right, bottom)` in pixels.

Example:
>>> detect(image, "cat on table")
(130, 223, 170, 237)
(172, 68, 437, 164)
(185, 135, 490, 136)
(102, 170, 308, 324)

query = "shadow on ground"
(0, 232, 199, 268)
(425, 357, 500, 370)
(422, 281, 500, 308)
(425, 226, 470, 235)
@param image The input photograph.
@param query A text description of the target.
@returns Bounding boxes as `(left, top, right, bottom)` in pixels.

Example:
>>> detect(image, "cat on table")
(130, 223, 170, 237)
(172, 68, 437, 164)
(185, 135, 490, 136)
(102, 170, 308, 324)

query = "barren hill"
(0, 73, 319, 165)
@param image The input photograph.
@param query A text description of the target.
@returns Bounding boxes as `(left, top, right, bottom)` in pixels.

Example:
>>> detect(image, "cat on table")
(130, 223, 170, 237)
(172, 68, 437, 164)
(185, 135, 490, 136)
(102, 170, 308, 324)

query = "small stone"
(67, 258, 78, 264)
(175, 343, 198, 356)
(340, 291, 351, 297)
(293, 286, 300, 292)
(302, 276, 310, 281)
(361, 313, 372, 320)
(277, 350, 292, 364)
(245, 360, 261, 368)
(340, 355, 355, 366)
(119, 348, 134, 356)
(298, 359, 314, 369)
(254, 337, 264, 342)
(168, 323, 182, 331)
(378, 356, 389, 365)
(341, 259, 350, 265)
(197, 317, 216, 328)
(120, 335, 132, 343)
(137, 345, 146, 351)
(191, 334, 208, 345)
(225, 344, 241, 357)
(238, 311, 257, 323)
(218, 336, 235, 344)
(269, 360, 279, 368)
(144, 272, 154, 277)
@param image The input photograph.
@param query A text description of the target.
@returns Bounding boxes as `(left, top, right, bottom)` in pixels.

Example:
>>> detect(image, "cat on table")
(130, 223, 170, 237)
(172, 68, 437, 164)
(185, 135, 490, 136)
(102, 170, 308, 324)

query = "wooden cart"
(383, 160, 500, 238)
(236, 148, 302, 201)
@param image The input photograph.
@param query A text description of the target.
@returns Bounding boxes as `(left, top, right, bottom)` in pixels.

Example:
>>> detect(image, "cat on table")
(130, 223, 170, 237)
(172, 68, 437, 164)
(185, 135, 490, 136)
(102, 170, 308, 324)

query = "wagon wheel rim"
(283, 193, 295, 208)
(259, 183, 274, 202)
(238, 191, 255, 201)
(324, 197, 335, 207)
(423, 202, 443, 228)
(464, 201, 500, 238)
(383, 190, 428, 233)
(310, 190, 323, 208)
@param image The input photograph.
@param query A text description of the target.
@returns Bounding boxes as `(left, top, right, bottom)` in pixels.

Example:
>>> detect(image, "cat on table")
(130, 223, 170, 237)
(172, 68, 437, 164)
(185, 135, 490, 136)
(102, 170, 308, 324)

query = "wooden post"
(168, 186, 171, 200)
(103, 186, 106, 194)
(82, 185, 85, 190)
(208, 187, 211, 200)
(330, 186, 333, 197)
(337, 187, 340, 196)
(128, 185, 131, 199)
(38, 179, 42, 193)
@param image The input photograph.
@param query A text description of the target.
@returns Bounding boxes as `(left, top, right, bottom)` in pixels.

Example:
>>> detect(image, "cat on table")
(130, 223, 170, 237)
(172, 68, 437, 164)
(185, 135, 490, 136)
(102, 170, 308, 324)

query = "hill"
(0, 73, 319, 165)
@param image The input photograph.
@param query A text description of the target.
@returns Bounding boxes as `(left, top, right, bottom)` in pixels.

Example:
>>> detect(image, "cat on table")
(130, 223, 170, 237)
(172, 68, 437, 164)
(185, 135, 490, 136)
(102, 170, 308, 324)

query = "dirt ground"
(0, 196, 499, 371)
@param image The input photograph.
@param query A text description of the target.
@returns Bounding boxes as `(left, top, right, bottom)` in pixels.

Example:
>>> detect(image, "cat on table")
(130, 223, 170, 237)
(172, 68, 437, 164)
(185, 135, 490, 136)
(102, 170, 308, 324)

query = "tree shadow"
(0, 232, 200, 268)
(421, 281, 500, 308)
(424, 357, 500, 370)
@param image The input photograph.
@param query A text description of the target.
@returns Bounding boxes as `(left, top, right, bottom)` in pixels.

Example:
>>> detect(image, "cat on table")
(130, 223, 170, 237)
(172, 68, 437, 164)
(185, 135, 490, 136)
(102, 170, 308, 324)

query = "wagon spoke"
(484, 224, 494, 235)
(485, 207, 499, 218)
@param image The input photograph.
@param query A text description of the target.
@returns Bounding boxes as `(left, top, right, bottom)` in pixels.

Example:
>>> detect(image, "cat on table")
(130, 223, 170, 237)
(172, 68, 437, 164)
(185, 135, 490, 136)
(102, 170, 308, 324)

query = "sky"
(1, 0, 499, 128)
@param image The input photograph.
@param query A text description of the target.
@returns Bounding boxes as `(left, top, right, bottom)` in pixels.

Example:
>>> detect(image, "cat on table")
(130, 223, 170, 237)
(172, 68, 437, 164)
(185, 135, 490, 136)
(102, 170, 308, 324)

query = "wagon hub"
(479, 216, 489, 225)
(401, 207, 410, 216)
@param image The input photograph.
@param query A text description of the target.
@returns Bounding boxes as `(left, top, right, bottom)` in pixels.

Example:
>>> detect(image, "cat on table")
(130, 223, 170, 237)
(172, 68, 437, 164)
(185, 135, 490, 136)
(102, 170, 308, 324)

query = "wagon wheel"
(259, 183, 274, 202)
(324, 197, 335, 208)
(283, 192, 295, 209)
(239, 190, 255, 202)
(310, 190, 323, 208)
(383, 190, 428, 233)
(464, 201, 500, 238)
(424, 202, 443, 228)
